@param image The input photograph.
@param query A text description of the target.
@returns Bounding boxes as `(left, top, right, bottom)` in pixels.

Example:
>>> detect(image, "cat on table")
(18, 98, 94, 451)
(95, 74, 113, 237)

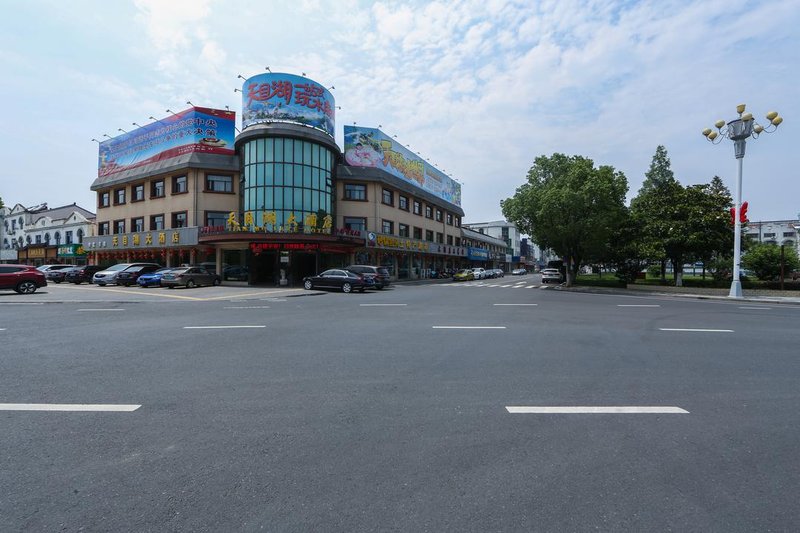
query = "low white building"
(744, 218, 800, 257)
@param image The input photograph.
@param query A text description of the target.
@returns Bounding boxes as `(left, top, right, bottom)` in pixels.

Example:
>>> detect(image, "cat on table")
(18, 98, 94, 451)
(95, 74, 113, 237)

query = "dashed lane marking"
(659, 328, 733, 333)
(0, 403, 141, 412)
(506, 406, 689, 414)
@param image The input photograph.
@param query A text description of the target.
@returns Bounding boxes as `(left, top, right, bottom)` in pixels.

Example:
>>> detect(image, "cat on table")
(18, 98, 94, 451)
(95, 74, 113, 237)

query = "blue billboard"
(241, 73, 335, 137)
(343, 126, 461, 206)
(98, 107, 235, 177)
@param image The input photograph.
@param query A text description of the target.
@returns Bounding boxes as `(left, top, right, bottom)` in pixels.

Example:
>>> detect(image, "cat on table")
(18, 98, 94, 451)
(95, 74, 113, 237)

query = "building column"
(215, 247, 223, 276)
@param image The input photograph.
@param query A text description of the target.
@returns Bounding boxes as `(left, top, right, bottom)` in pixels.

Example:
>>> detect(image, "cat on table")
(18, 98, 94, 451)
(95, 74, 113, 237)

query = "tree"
(741, 243, 800, 281)
(501, 154, 628, 286)
(639, 145, 675, 195)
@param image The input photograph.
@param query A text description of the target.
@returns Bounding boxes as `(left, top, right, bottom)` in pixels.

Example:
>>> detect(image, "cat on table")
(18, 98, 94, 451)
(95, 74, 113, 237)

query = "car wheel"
(186, 279, 196, 288)
(15, 281, 38, 294)
(167, 285, 173, 289)
(213, 278, 221, 286)
(304, 280, 313, 290)
(376, 285, 383, 290)
(54, 280, 61, 284)
(73, 281, 81, 285)
(342, 282, 352, 293)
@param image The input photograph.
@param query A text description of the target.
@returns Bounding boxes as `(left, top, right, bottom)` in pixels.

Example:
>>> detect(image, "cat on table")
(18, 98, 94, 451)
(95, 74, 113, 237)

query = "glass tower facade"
(240, 137, 334, 230)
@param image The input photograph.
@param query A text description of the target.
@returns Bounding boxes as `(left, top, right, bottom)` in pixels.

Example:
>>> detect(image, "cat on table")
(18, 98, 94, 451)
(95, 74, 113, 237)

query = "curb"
(555, 285, 800, 306)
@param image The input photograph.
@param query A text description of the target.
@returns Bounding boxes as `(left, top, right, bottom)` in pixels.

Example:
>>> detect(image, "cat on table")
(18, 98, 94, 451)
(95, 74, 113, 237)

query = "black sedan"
(161, 267, 221, 288)
(303, 269, 371, 293)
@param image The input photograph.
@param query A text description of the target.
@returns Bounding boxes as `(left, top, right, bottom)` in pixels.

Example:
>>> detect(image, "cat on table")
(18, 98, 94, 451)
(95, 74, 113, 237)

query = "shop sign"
(241, 73, 335, 137)
(367, 232, 430, 252)
(250, 242, 320, 254)
(57, 244, 86, 258)
(467, 247, 489, 260)
(97, 107, 235, 177)
(202, 211, 334, 236)
(428, 243, 467, 257)
(27, 247, 46, 259)
(83, 227, 199, 250)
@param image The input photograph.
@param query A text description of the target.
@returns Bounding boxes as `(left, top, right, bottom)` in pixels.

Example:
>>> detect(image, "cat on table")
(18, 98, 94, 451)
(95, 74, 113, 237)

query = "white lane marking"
(261, 298, 286, 301)
(659, 328, 733, 333)
(78, 308, 126, 312)
(493, 303, 538, 306)
(433, 326, 507, 329)
(526, 285, 537, 289)
(0, 302, 44, 305)
(359, 303, 407, 306)
(618, 304, 661, 307)
(738, 306, 772, 310)
(488, 284, 499, 287)
(506, 406, 689, 414)
(0, 328, 6, 331)
(0, 403, 141, 412)
(224, 306, 270, 309)
(500, 285, 512, 288)
(183, 325, 266, 329)
(513, 285, 526, 289)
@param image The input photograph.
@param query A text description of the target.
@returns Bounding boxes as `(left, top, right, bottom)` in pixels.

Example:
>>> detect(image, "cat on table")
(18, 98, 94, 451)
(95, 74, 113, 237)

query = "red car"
(0, 264, 48, 294)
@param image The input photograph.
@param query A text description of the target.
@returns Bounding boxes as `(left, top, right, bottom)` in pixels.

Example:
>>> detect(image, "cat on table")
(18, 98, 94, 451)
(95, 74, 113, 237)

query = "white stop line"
(506, 406, 689, 414)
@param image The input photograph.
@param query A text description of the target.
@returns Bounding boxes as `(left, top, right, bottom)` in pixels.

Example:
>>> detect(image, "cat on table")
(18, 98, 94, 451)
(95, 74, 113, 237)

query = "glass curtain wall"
(241, 137, 333, 230)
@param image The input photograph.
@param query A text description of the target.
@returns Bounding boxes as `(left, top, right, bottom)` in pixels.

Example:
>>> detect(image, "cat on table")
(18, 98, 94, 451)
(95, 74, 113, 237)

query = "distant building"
(1, 202, 96, 265)
(744, 219, 800, 256)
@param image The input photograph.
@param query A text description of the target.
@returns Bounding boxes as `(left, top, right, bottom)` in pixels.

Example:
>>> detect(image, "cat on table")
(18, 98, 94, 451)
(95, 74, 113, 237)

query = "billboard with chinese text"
(97, 107, 235, 177)
(241, 73, 335, 137)
(343, 126, 461, 206)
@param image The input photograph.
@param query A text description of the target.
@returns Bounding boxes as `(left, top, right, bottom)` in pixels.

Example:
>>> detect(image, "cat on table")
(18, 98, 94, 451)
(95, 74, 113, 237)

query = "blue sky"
(1, 0, 798, 223)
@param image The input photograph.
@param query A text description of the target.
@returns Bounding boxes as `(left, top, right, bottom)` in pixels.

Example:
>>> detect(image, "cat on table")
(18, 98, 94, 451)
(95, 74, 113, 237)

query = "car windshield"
(105, 264, 131, 271)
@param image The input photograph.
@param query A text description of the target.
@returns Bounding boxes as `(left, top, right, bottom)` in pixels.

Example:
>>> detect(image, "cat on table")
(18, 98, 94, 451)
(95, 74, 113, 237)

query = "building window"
(413, 200, 422, 215)
(99, 191, 110, 208)
(413, 227, 422, 240)
(114, 188, 126, 205)
(151, 180, 165, 198)
(398, 223, 410, 237)
(446, 213, 453, 225)
(435, 209, 442, 222)
(455, 237, 461, 246)
(763, 233, 776, 238)
(382, 189, 394, 206)
(447, 235, 453, 245)
(783, 232, 795, 237)
(132, 217, 144, 232)
(344, 184, 366, 201)
(132, 184, 145, 202)
(206, 211, 228, 227)
(344, 217, 367, 231)
(44, 233, 50, 243)
(436, 232, 444, 243)
(172, 211, 188, 228)
(77, 229, 84, 243)
(35, 235, 41, 244)
(54, 231, 61, 244)
(150, 214, 164, 231)
(382, 219, 394, 234)
(65, 230, 74, 244)
(399, 195, 409, 211)
(206, 174, 233, 193)
(113, 220, 125, 235)
(425, 230, 434, 242)
(425, 205, 433, 219)
(173, 175, 188, 194)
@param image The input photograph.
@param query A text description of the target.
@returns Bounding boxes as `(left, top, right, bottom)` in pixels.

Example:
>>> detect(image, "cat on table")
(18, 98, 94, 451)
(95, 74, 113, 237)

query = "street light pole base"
(729, 280, 743, 298)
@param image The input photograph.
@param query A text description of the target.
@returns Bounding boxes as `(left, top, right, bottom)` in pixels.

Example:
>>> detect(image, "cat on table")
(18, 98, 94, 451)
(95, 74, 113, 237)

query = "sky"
(1, 0, 798, 224)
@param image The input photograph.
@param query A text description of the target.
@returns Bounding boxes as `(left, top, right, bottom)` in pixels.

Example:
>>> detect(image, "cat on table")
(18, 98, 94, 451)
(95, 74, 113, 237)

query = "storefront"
(351, 232, 467, 279)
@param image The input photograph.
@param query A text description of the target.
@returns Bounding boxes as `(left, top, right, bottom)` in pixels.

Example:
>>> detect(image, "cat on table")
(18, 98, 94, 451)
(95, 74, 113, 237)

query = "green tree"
(501, 154, 628, 286)
(741, 243, 800, 280)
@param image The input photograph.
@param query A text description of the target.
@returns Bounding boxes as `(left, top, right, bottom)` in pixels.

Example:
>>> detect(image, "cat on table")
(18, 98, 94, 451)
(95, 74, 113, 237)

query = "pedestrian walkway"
(439, 280, 545, 289)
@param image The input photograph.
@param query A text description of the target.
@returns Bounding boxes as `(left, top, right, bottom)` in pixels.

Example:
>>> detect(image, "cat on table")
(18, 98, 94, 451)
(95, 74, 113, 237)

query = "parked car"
(511, 268, 528, 275)
(345, 265, 391, 289)
(45, 266, 79, 283)
(453, 269, 475, 281)
(223, 265, 249, 281)
(161, 267, 221, 288)
(36, 264, 74, 273)
(471, 267, 486, 280)
(541, 268, 563, 284)
(65, 265, 104, 284)
(92, 263, 161, 286)
(116, 264, 162, 287)
(136, 268, 174, 288)
(303, 269, 370, 293)
(493, 269, 505, 278)
(0, 264, 48, 294)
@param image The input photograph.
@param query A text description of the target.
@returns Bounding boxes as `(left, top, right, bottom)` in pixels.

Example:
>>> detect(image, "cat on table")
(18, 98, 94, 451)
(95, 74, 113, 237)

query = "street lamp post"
(703, 104, 783, 298)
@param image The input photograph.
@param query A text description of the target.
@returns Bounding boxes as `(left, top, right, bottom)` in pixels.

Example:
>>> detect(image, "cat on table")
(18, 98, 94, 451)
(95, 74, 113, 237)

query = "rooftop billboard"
(241, 73, 335, 137)
(97, 107, 235, 177)
(343, 126, 461, 206)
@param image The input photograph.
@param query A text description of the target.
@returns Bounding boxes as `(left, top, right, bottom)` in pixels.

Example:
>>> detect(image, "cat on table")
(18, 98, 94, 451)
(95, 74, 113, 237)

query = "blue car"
(137, 268, 174, 288)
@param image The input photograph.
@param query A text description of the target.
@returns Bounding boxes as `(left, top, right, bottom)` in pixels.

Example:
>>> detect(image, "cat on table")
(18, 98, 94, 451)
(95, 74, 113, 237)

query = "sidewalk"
(558, 283, 800, 305)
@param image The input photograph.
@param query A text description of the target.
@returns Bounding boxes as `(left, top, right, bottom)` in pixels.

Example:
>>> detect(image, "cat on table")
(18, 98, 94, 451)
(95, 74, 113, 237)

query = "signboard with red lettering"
(97, 107, 235, 177)
(343, 126, 461, 206)
(241, 73, 335, 137)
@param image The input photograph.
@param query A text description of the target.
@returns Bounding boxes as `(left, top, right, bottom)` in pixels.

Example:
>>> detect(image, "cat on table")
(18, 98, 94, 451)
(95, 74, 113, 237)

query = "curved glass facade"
(241, 137, 333, 230)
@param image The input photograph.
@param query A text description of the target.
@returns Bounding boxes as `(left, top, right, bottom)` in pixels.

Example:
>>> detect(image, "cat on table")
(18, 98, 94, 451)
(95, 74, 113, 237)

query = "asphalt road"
(1, 278, 799, 531)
